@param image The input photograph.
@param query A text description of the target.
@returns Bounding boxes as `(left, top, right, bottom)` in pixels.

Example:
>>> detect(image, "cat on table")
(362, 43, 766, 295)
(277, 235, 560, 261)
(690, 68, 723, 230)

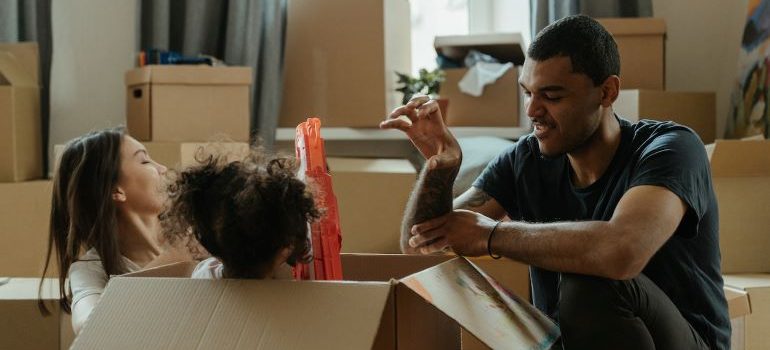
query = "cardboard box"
(598, 18, 666, 90)
(118, 255, 533, 349)
(0, 42, 40, 83)
(125, 65, 252, 142)
(279, 0, 411, 128)
(0, 181, 56, 277)
(0, 43, 42, 182)
(724, 274, 770, 350)
(328, 158, 417, 254)
(71, 257, 558, 350)
(615, 89, 716, 143)
(0, 278, 74, 350)
(707, 140, 770, 273)
(440, 67, 521, 127)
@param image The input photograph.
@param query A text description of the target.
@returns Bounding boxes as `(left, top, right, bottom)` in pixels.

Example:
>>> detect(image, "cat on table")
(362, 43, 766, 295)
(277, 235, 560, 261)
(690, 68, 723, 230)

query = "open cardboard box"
(706, 139, 770, 273)
(433, 33, 524, 127)
(72, 256, 557, 350)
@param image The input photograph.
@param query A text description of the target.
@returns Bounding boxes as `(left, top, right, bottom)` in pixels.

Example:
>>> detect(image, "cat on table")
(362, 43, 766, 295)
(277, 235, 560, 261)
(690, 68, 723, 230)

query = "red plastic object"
(292, 118, 344, 280)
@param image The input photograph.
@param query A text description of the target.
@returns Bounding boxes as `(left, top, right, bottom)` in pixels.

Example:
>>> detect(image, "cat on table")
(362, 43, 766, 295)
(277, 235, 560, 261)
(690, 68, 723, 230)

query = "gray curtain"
(0, 0, 53, 176)
(530, 0, 652, 38)
(140, 0, 286, 147)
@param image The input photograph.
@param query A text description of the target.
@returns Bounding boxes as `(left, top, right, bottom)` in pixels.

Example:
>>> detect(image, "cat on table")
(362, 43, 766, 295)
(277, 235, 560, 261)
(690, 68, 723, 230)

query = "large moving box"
(598, 18, 666, 90)
(0, 181, 55, 277)
(615, 89, 716, 143)
(706, 140, 770, 273)
(329, 158, 417, 254)
(279, 0, 411, 128)
(724, 274, 770, 350)
(71, 258, 558, 350)
(125, 65, 252, 142)
(434, 33, 524, 127)
(0, 278, 75, 350)
(0, 43, 42, 182)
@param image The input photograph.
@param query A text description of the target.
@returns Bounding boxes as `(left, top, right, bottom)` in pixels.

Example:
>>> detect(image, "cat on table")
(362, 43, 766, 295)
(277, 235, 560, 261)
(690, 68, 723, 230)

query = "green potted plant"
(395, 68, 449, 118)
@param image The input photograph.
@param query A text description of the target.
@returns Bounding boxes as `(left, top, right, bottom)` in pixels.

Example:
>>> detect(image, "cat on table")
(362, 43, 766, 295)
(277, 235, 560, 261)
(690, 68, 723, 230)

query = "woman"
(39, 127, 186, 333)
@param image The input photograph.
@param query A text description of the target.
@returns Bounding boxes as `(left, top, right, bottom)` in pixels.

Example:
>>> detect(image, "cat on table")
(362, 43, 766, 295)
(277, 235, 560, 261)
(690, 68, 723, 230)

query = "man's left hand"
(408, 209, 498, 256)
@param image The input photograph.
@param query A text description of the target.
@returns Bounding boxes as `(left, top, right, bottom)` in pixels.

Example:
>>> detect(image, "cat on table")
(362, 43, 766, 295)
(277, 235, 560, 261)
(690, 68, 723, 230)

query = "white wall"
(49, 0, 138, 173)
(652, 0, 748, 139)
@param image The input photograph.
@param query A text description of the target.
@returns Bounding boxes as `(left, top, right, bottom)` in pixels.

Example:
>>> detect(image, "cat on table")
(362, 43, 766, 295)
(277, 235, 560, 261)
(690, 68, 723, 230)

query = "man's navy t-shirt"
(472, 117, 730, 349)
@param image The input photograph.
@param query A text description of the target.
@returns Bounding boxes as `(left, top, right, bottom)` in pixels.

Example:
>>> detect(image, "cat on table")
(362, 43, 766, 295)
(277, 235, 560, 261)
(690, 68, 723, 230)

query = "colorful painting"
(726, 0, 770, 138)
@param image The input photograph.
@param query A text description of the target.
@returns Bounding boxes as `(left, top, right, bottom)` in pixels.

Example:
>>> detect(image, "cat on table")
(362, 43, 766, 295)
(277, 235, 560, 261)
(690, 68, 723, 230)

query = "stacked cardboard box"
(433, 33, 525, 127)
(124, 65, 252, 142)
(0, 43, 52, 280)
(706, 139, 770, 349)
(122, 64, 254, 173)
(0, 42, 42, 182)
(600, 18, 717, 143)
(279, 0, 411, 128)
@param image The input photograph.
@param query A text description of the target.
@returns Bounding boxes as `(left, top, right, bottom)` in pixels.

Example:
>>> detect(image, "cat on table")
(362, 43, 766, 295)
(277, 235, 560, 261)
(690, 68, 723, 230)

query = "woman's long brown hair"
(39, 128, 129, 315)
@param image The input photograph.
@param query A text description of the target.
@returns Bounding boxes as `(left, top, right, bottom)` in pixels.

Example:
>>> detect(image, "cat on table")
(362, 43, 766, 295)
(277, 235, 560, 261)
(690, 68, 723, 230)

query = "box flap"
(598, 17, 666, 36)
(0, 277, 8, 286)
(124, 65, 253, 86)
(400, 257, 559, 349)
(0, 42, 39, 83)
(327, 157, 416, 174)
(0, 52, 38, 87)
(71, 278, 393, 350)
(724, 286, 751, 319)
(709, 140, 770, 177)
(120, 261, 198, 278)
(434, 33, 526, 65)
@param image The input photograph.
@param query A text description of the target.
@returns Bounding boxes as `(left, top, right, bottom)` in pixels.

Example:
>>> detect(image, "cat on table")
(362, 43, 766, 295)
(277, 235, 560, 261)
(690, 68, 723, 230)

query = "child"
(162, 149, 319, 279)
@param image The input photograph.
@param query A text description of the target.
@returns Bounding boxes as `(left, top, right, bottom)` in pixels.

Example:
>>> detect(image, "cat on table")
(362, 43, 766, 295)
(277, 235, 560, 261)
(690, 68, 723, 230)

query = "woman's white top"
(191, 257, 225, 279)
(67, 248, 141, 307)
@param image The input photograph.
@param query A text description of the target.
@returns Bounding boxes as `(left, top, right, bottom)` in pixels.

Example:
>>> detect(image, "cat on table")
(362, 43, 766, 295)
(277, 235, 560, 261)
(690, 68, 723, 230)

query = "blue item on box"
(146, 49, 213, 66)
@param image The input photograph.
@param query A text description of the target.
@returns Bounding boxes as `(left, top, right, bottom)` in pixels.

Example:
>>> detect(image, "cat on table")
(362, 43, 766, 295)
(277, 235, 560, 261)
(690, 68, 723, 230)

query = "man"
(380, 15, 729, 350)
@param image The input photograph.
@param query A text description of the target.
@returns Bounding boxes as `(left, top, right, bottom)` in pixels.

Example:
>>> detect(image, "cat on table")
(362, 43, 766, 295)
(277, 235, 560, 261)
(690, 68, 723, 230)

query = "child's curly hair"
(162, 147, 320, 278)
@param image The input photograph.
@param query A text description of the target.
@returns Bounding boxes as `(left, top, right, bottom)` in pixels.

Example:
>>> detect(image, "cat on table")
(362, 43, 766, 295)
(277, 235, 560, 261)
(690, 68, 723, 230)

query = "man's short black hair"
(527, 15, 620, 86)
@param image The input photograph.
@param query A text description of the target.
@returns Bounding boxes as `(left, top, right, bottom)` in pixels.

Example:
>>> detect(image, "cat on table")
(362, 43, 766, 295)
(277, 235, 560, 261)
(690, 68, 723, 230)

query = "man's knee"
(558, 273, 627, 325)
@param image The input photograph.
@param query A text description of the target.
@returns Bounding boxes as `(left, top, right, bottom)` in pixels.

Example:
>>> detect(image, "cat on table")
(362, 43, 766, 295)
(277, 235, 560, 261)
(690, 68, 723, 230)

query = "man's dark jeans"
(552, 273, 710, 350)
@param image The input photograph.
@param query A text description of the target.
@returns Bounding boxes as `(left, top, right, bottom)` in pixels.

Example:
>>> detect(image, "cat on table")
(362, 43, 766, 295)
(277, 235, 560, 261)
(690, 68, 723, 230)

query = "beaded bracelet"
(487, 220, 503, 259)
